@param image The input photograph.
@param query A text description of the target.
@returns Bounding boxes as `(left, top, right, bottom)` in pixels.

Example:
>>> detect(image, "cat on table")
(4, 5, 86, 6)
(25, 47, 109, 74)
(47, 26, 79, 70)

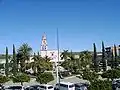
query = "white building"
(40, 33, 64, 63)
(38, 33, 65, 71)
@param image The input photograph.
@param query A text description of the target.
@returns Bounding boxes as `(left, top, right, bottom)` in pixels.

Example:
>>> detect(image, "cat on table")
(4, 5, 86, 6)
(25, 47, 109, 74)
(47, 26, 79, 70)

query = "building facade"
(40, 33, 64, 62)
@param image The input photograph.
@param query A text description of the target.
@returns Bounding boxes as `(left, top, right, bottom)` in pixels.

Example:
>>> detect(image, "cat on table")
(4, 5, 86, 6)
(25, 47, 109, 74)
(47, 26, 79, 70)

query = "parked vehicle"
(0, 84, 4, 90)
(29, 85, 41, 90)
(30, 84, 54, 90)
(112, 79, 120, 90)
(25, 86, 34, 90)
(4, 85, 24, 90)
(55, 82, 75, 90)
(37, 84, 54, 90)
(75, 83, 88, 90)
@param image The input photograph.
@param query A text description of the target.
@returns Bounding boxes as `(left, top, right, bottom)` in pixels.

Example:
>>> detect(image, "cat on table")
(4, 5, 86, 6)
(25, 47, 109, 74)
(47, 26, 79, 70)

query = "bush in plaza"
(81, 69, 98, 82)
(36, 72, 54, 84)
(0, 75, 9, 85)
(101, 69, 120, 81)
(11, 73, 30, 86)
(88, 80, 112, 90)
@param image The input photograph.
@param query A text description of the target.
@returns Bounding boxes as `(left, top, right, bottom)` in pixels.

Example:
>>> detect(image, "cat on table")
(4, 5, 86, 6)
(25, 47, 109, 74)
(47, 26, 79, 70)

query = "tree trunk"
(21, 82, 23, 86)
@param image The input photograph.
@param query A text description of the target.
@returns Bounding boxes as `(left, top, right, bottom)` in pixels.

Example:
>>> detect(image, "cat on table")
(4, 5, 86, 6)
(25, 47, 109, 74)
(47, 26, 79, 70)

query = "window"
(48, 86, 53, 89)
(7, 86, 22, 90)
(69, 85, 74, 88)
(40, 86, 46, 89)
(60, 84, 68, 88)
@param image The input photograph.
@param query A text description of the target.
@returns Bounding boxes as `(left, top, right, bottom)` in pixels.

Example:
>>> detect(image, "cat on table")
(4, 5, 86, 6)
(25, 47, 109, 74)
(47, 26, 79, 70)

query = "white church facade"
(40, 33, 64, 63)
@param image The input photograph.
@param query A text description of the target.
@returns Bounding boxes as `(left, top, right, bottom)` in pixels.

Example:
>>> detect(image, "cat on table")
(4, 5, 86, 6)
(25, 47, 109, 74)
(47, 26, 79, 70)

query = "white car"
(37, 84, 54, 90)
(4, 85, 25, 90)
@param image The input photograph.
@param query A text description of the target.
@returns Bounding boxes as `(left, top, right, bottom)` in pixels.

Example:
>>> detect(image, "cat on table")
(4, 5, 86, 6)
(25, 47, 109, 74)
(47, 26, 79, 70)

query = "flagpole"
(56, 28, 60, 89)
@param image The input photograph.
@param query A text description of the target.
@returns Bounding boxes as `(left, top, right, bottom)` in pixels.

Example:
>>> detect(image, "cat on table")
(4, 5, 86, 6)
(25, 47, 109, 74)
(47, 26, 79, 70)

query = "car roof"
(30, 84, 53, 87)
(40, 84, 53, 87)
(57, 82, 74, 85)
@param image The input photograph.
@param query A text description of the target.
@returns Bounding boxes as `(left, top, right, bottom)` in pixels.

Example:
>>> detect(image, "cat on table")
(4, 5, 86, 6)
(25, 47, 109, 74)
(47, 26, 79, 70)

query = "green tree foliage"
(89, 80, 112, 90)
(60, 50, 70, 60)
(0, 64, 4, 69)
(5, 47, 9, 77)
(31, 53, 38, 74)
(31, 52, 52, 74)
(12, 73, 30, 86)
(111, 50, 114, 69)
(0, 75, 9, 84)
(12, 44, 17, 75)
(60, 50, 71, 71)
(44, 56, 53, 71)
(36, 72, 54, 84)
(17, 43, 32, 72)
(102, 41, 107, 71)
(93, 43, 99, 72)
(101, 69, 120, 81)
(114, 44, 118, 69)
(61, 50, 92, 74)
(79, 51, 92, 70)
(61, 51, 79, 73)
(81, 69, 98, 83)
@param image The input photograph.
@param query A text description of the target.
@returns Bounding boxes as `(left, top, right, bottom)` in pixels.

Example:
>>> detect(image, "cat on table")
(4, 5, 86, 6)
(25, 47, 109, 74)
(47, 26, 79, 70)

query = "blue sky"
(0, 0, 120, 54)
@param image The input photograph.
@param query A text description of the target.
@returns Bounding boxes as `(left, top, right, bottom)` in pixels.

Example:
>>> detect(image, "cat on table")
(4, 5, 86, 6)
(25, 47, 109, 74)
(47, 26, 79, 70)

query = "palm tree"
(69, 51, 76, 72)
(60, 50, 69, 60)
(78, 51, 92, 71)
(17, 43, 32, 72)
(44, 56, 53, 70)
(61, 51, 77, 72)
(31, 53, 52, 74)
(61, 50, 71, 70)
(31, 53, 38, 74)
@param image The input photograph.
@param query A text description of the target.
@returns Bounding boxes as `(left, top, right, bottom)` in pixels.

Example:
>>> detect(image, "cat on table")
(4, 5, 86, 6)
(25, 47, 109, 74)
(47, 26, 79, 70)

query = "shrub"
(101, 69, 120, 80)
(0, 75, 9, 84)
(36, 72, 54, 84)
(12, 73, 30, 85)
(89, 80, 112, 90)
(82, 70, 98, 82)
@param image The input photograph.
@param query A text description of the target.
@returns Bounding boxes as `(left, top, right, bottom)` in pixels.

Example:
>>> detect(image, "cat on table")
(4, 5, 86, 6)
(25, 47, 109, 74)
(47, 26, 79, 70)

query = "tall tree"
(111, 49, 114, 69)
(5, 47, 9, 77)
(17, 43, 32, 72)
(12, 44, 17, 75)
(102, 41, 107, 71)
(93, 43, 99, 72)
(114, 44, 118, 69)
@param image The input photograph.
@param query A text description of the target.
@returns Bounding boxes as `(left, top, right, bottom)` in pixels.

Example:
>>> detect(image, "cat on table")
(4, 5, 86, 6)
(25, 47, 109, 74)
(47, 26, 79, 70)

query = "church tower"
(41, 33, 48, 51)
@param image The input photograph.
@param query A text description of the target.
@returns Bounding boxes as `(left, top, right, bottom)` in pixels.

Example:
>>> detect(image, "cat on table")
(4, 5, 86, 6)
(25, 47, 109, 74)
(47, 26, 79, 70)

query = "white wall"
(40, 50, 64, 62)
